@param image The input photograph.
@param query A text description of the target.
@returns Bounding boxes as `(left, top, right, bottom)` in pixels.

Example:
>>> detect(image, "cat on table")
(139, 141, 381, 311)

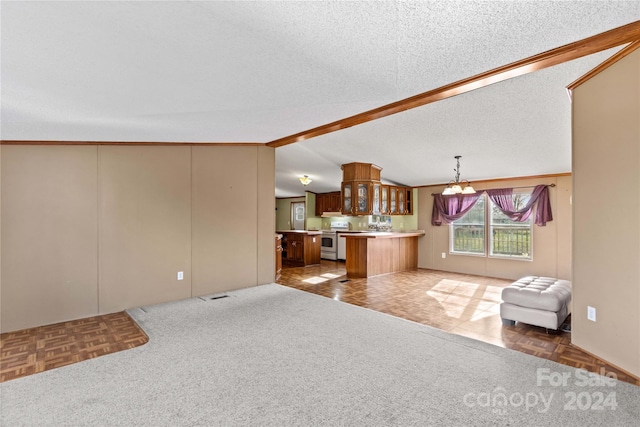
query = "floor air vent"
(209, 295, 229, 301)
(339, 279, 350, 283)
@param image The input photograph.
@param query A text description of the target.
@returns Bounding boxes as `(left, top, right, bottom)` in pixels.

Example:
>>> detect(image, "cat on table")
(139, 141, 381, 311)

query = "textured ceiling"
(2, 1, 640, 197)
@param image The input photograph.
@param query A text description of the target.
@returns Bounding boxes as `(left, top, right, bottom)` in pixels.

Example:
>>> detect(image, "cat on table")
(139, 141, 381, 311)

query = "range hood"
(321, 212, 343, 218)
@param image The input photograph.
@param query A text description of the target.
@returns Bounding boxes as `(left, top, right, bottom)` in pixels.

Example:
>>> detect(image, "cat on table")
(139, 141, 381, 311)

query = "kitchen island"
(342, 231, 425, 278)
(277, 230, 322, 267)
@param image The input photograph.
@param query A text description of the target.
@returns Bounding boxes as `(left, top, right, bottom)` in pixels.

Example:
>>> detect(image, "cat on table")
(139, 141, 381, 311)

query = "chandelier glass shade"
(442, 156, 475, 195)
(299, 175, 312, 186)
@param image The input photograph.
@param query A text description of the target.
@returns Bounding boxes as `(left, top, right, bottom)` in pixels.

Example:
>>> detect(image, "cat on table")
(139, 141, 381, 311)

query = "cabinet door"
(355, 182, 371, 215)
(389, 186, 397, 214)
(371, 183, 381, 215)
(398, 188, 405, 214)
(330, 192, 341, 212)
(290, 235, 304, 261)
(342, 183, 353, 215)
(405, 188, 413, 215)
(284, 235, 294, 261)
(381, 185, 389, 214)
(315, 194, 324, 217)
(275, 236, 282, 280)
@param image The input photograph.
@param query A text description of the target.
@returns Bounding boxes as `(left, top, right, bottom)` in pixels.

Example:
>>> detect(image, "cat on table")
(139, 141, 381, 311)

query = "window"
(450, 194, 532, 260)
(489, 193, 532, 259)
(450, 196, 485, 255)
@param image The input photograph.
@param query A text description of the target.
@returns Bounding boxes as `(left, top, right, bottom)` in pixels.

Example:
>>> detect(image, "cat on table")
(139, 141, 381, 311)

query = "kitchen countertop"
(340, 230, 425, 238)
(276, 230, 323, 235)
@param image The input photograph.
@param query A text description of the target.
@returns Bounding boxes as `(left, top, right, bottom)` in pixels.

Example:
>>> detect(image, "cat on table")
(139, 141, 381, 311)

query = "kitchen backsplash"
(320, 214, 417, 231)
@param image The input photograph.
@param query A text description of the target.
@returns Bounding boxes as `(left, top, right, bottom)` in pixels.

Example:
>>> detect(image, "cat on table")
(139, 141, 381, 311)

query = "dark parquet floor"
(0, 311, 148, 382)
(277, 260, 640, 387)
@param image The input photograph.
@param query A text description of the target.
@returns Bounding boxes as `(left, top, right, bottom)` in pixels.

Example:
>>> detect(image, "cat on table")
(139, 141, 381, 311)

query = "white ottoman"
(500, 276, 572, 331)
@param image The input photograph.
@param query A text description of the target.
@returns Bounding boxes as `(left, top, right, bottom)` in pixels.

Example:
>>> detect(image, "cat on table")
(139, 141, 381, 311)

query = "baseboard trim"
(569, 343, 640, 385)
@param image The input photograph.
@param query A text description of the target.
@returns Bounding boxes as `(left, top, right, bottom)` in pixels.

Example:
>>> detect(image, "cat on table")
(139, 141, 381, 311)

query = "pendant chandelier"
(299, 175, 312, 186)
(442, 156, 476, 195)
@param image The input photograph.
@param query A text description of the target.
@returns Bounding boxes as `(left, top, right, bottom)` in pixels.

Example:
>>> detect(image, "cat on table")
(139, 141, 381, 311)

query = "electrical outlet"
(587, 306, 596, 322)
(177, 271, 184, 281)
(442, 252, 446, 259)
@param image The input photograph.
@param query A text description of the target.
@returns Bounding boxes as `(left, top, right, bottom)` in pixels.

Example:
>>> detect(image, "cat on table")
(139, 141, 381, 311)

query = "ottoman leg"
(501, 318, 516, 326)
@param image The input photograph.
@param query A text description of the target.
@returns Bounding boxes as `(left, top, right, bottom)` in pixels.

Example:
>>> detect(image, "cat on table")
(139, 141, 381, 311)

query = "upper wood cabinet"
(382, 185, 413, 215)
(341, 163, 380, 216)
(405, 187, 413, 215)
(389, 186, 398, 214)
(329, 192, 341, 212)
(342, 182, 353, 214)
(340, 162, 412, 216)
(372, 183, 381, 215)
(380, 185, 389, 215)
(315, 191, 341, 216)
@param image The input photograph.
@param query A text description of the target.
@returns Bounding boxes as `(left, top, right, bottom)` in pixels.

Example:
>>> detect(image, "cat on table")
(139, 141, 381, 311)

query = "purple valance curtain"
(431, 184, 553, 226)
(431, 193, 482, 226)
(485, 185, 552, 226)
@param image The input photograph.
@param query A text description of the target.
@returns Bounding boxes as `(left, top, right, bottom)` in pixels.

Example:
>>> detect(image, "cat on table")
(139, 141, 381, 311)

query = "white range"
(320, 221, 350, 261)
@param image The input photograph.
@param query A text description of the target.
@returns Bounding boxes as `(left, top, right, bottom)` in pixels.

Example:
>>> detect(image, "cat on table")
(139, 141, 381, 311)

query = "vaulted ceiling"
(2, 1, 639, 197)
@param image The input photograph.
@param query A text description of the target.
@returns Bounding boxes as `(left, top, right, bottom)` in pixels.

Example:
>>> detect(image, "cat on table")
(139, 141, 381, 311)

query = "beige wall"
(99, 146, 192, 313)
(1, 144, 275, 332)
(417, 176, 572, 281)
(1, 146, 99, 332)
(256, 146, 276, 285)
(192, 146, 258, 295)
(572, 49, 640, 377)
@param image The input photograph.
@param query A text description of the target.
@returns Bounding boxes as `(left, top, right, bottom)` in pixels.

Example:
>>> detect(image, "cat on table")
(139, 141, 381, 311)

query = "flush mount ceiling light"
(299, 175, 312, 186)
(442, 156, 476, 195)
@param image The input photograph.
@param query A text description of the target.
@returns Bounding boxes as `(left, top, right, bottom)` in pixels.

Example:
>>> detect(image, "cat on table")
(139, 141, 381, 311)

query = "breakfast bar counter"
(342, 231, 425, 278)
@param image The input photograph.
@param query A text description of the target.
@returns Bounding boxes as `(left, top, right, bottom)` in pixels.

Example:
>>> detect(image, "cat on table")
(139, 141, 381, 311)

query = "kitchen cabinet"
(342, 183, 352, 214)
(339, 163, 412, 216)
(386, 186, 413, 215)
(315, 191, 341, 216)
(389, 186, 398, 214)
(286, 233, 304, 262)
(404, 188, 413, 215)
(278, 231, 321, 267)
(341, 163, 381, 216)
(372, 183, 381, 215)
(355, 182, 371, 215)
(275, 235, 283, 281)
(329, 192, 341, 212)
(342, 181, 373, 215)
(380, 185, 389, 214)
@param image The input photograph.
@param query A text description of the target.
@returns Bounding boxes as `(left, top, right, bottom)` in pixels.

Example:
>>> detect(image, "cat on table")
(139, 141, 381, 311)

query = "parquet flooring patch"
(278, 261, 640, 386)
(0, 311, 148, 382)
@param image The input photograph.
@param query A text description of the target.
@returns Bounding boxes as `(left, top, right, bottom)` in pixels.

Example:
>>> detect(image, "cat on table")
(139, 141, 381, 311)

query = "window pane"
(489, 194, 532, 259)
(451, 197, 485, 255)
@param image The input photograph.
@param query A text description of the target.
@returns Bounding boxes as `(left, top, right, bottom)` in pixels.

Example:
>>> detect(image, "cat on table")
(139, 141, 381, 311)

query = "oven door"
(320, 232, 337, 259)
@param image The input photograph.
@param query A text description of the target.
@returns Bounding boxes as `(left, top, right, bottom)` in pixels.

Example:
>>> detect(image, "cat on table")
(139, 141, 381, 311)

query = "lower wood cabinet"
(279, 232, 321, 267)
(275, 235, 283, 281)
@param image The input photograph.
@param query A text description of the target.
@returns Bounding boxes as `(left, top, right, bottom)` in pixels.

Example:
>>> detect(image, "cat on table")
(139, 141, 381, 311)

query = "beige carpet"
(1, 284, 638, 426)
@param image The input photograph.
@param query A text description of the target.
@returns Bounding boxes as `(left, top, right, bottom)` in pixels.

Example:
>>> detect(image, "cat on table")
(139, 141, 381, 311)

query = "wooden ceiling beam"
(267, 20, 640, 148)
